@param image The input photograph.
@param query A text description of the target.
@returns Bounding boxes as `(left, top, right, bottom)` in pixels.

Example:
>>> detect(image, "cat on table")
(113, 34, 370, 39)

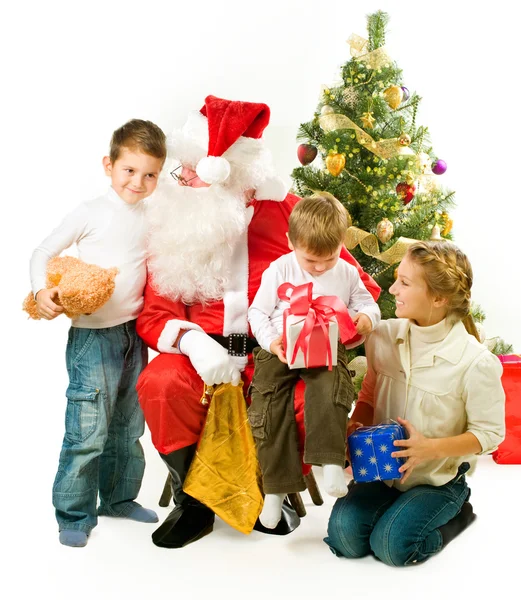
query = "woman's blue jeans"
(325, 463, 471, 566)
(52, 321, 148, 534)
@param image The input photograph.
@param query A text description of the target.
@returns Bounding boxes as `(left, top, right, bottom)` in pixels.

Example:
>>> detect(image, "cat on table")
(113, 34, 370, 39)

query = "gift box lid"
(350, 423, 405, 440)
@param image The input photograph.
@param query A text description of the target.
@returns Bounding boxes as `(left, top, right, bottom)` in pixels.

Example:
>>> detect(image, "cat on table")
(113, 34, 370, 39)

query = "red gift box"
(278, 282, 357, 370)
(492, 354, 521, 464)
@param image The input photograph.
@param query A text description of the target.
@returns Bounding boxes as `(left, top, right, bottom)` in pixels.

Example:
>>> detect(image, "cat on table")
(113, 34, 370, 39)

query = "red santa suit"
(136, 96, 380, 458)
(137, 191, 379, 455)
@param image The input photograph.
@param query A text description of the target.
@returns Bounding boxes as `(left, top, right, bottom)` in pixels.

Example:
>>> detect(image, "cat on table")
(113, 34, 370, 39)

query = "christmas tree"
(292, 11, 454, 323)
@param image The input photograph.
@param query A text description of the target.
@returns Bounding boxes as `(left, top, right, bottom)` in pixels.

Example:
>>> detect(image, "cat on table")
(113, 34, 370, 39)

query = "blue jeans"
(52, 320, 148, 534)
(324, 462, 471, 566)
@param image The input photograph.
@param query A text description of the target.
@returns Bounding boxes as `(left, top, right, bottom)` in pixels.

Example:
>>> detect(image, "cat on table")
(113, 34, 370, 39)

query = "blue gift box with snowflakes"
(348, 422, 407, 483)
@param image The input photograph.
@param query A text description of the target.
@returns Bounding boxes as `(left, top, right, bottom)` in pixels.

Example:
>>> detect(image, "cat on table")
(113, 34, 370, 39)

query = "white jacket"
(358, 318, 505, 491)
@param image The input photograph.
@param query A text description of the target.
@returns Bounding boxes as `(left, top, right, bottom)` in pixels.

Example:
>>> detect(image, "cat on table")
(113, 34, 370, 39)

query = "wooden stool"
(287, 470, 324, 517)
(159, 467, 324, 517)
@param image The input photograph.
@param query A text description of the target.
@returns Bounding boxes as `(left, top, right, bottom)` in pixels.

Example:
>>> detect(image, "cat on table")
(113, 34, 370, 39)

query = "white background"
(2, 1, 520, 598)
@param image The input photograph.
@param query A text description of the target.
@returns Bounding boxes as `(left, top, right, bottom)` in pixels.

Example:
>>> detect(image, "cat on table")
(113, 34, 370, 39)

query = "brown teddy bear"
(23, 256, 118, 319)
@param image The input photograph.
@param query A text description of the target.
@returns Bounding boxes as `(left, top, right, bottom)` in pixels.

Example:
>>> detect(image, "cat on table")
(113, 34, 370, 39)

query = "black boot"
(252, 497, 301, 536)
(438, 501, 476, 548)
(152, 445, 215, 549)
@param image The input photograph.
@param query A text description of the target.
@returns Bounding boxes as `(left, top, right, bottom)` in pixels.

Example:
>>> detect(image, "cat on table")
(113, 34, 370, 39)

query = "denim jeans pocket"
(65, 383, 102, 444)
(70, 329, 96, 366)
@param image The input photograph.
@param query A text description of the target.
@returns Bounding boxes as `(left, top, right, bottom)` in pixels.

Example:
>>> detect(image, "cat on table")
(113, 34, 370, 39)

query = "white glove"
(179, 330, 241, 386)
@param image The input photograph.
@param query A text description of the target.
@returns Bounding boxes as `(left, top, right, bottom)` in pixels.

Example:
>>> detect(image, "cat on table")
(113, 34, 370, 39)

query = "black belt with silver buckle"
(208, 333, 258, 357)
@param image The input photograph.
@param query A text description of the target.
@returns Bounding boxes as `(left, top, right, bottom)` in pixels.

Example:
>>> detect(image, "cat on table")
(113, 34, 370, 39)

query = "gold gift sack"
(183, 382, 263, 534)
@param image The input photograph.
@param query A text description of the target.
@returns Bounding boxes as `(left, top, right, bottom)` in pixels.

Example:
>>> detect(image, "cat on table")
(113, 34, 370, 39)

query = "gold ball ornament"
(321, 105, 335, 115)
(325, 153, 346, 177)
(376, 218, 394, 243)
(383, 85, 404, 109)
(360, 111, 376, 129)
(398, 133, 411, 146)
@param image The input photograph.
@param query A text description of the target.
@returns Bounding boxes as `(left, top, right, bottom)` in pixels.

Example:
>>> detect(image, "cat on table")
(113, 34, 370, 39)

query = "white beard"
(146, 180, 248, 304)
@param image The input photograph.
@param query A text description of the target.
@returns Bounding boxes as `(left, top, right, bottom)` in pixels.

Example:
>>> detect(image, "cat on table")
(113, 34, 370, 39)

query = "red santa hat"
(170, 95, 287, 201)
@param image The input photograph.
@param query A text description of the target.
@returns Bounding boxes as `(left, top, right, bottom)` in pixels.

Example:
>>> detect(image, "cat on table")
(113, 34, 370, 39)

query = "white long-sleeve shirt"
(248, 251, 381, 351)
(358, 318, 506, 491)
(30, 187, 147, 329)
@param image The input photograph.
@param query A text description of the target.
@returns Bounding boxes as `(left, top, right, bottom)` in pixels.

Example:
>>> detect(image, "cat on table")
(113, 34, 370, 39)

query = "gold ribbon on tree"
(345, 226, 417, 265)
(319, 113, 415, 161)
(347, 34, 392, 70)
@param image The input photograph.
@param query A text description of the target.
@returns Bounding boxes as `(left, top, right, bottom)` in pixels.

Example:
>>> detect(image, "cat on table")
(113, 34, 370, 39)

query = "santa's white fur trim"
(222, 205, 254, 339)
(254, 176, 288, 201)
(157, 319, 204, 354)
(168, 111, 208, 169)
(196, 156, 231, 184)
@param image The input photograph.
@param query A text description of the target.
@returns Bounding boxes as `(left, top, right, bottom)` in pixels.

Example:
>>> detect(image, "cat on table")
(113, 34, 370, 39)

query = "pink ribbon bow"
(278, 282, 357, 370)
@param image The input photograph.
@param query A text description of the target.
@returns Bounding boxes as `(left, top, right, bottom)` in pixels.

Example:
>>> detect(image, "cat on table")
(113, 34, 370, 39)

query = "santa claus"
(136, 95, 380, 548)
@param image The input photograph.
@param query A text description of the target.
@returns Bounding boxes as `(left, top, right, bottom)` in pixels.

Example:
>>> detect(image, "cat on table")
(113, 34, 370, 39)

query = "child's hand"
(269, 336, 287, 364)
(347, 419, 363, 439)
(353, 313, 372, 335)
(35, 287, 64, 320)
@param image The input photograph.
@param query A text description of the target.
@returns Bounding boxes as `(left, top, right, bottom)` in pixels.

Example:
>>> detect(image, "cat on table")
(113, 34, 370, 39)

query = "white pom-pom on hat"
(196, 156, 231, 184)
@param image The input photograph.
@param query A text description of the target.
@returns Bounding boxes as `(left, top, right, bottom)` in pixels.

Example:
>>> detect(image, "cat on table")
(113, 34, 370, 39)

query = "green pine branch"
(367, 10, 389, 51)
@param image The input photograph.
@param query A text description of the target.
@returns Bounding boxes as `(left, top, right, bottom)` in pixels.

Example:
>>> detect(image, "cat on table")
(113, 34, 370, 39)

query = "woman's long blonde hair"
(406, 241, 480, 341)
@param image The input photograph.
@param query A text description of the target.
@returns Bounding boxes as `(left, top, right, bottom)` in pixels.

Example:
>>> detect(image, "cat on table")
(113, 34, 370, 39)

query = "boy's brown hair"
(109, 119, 167, 163)
(288, 192, 349, 256)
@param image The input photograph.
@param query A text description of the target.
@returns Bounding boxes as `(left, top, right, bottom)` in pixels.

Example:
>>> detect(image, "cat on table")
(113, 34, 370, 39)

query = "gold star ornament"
(361, 111, 376, 129)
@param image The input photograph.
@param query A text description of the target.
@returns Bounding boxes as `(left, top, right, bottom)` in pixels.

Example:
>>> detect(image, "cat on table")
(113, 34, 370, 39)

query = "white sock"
(260, 493, 286, 529)
(323, 464, 348, 498)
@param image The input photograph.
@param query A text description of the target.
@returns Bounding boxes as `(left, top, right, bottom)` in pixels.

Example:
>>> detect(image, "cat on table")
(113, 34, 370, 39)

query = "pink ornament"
(432, 159, 447, 175)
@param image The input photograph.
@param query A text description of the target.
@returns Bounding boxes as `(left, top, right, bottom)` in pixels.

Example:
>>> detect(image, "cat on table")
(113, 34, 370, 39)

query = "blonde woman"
(325, 241, 505, 566)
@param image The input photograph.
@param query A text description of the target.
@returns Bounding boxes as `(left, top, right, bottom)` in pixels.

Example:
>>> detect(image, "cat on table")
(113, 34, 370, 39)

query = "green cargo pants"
(248, 343, 355, 494)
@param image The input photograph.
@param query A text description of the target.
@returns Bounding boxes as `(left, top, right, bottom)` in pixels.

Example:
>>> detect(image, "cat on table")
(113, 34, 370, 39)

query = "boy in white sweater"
(248, 192, 380, 529)
(30, 119, 166, 547)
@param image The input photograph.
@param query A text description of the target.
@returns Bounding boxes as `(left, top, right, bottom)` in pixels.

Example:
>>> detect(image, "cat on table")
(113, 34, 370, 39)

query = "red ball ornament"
(396, 181, 416, 204)
(297, 144, 318, 166)
(432, 159, 447, 175)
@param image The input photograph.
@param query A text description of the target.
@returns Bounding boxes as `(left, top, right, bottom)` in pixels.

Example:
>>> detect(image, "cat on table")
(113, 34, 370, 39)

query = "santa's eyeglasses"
(170, 165, 198, 186)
